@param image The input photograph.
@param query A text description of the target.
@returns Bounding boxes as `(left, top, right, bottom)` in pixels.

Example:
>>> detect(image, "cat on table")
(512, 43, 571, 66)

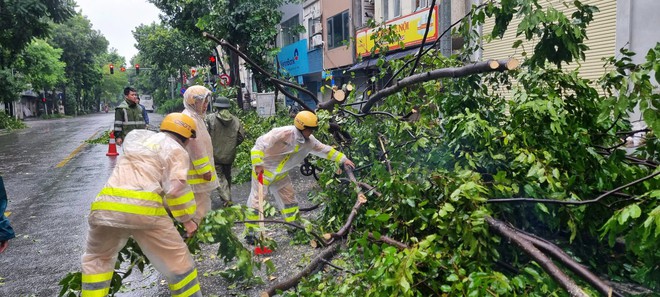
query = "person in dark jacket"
(0, 176, 16, 253)
(205, 97, 245, 203)
(137, 96, 150, 126)
(114, 87, 146, 146)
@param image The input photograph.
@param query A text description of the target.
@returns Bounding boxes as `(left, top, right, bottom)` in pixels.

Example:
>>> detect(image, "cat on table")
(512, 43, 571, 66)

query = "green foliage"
(157, 98, 184, 114)
(57, 271, 81, 297)
(486, 0, 598, 68)
(133, 23, 212, 104)
(50, 14, 109, 114)
(193, 206, 265, 283)
(0, 0, 74, 104)
(58, 238, 152, 297)
(0, 112, 27, 130)
(290, 1, 658, 296)
(85, 130, 111, 145)
(151, 0, 295, 90)
(15, 39, 67, 92)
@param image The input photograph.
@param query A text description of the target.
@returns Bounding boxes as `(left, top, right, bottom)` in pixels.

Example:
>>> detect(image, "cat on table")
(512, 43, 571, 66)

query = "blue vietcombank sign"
(277, 39, 309, 76)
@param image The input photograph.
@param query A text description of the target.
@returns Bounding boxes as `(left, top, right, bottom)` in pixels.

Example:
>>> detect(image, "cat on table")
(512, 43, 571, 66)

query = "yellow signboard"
(356, 6, 439, 57)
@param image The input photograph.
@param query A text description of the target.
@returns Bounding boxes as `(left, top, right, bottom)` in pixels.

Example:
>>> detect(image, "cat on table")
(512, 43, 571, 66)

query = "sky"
(75, 0, 162, 62)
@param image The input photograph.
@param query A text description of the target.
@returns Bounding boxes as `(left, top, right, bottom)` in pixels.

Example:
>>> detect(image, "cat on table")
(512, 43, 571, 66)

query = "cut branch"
(360, 58, 519, 113)
(485, 217, 590, 297)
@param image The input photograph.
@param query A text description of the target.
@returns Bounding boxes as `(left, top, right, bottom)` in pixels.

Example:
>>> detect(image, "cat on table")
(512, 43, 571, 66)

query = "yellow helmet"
(160, 113, 197, 139)
(294, 110, 318, 130)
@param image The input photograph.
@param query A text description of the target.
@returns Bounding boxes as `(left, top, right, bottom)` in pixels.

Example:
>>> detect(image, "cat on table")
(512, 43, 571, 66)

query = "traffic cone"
(106, 131, 119, 156)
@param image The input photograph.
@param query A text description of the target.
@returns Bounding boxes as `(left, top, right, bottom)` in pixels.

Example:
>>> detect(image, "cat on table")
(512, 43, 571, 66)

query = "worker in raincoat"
(81, 113, 202, 297)
(246, 110, 355, 243)
(182, 85, 220, 222)
(206, 97, 245, 204)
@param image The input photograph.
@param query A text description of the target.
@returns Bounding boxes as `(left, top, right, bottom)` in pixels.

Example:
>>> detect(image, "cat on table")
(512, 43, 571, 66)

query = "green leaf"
(512, 40, 523, 48)
(376, 213, 391, 221)
(629, 204, 642, 219)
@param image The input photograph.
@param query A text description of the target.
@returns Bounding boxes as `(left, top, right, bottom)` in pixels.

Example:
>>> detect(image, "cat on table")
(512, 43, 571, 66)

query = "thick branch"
(270, 77, 319, 103)
(261, 242, 340, 297)
(487, 171, 660, 205)
(485, 217, 589, 297)
(317, 98, 342, 111)
(272, 82, 314, 111)
(511, 225, 622, 297)
(324, 192, 367, 241)
(360, 59, 518, 113)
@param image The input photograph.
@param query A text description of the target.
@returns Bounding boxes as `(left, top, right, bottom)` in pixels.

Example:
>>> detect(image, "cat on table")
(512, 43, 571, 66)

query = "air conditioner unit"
(311, 35, 323, 47)
(313, 23, 323, 34)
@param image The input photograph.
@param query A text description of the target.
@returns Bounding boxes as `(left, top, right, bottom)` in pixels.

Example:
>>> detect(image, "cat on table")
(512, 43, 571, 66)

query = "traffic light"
(109, 64, 114, 74)
(209, 56, 218, 75)
(120, 66, 126, 72)
(135, 64, 140, 75)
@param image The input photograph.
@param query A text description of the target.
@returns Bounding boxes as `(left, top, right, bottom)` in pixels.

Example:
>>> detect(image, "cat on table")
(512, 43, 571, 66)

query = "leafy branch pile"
(0, 112, 27, 130)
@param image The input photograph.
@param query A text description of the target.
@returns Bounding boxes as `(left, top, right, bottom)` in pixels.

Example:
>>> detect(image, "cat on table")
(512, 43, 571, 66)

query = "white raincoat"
(182, 86, 220, 221)
(82, 130, 202, 297)
(246, 125, 347, 226)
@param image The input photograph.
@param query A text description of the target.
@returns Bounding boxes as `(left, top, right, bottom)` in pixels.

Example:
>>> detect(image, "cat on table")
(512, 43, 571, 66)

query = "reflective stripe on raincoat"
(183, 107, 220, 193)
(88, 130, 196, 229)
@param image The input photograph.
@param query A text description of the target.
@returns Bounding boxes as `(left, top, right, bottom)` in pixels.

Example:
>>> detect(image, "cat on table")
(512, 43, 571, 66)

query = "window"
(382, 0, 389, 20)
(415, 0, 429, 10)
(394, 0, 401, 17)
(281, 15, 300, 46)
(326, 10, 350, 49)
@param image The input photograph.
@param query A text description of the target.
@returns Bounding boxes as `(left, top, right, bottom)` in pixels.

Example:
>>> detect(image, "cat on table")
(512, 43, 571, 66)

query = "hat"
(213, 97, 230, 109)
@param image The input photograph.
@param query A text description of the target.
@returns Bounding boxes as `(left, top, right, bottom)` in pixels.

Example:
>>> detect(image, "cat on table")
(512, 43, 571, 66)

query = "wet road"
(0, 112, 162, 296)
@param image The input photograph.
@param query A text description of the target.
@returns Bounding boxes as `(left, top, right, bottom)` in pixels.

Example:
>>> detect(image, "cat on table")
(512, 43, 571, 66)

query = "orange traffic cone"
(106, 131, 119, 156)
